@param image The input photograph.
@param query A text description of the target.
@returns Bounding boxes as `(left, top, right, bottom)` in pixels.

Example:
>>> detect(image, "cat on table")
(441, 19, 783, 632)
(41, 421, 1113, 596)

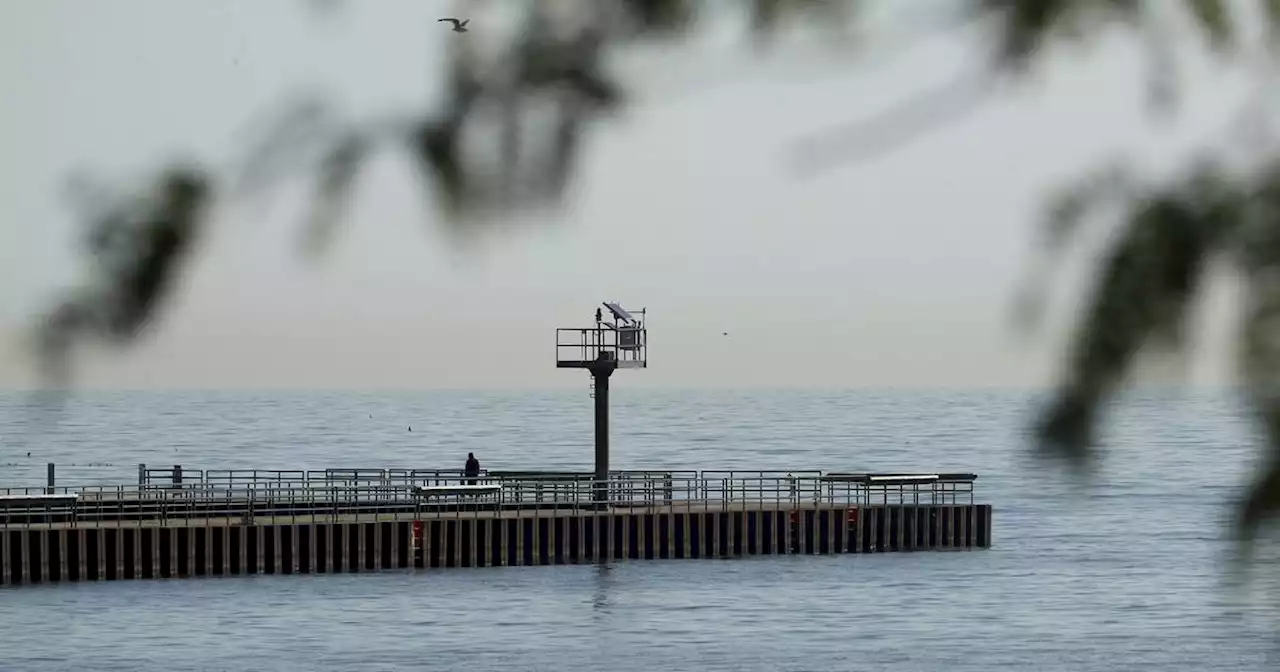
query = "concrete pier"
(0, 470, 993, 586)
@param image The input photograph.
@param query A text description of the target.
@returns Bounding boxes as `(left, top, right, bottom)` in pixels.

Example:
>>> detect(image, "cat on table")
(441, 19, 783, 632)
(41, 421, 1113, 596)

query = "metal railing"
(0, 472, 977, 529)
(136, 466, 705, 489)
(554, 325, 647, 368)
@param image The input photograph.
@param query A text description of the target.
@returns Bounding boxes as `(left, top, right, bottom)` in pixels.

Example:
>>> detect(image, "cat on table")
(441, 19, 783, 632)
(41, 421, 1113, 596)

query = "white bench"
(0, 493, 79, 506)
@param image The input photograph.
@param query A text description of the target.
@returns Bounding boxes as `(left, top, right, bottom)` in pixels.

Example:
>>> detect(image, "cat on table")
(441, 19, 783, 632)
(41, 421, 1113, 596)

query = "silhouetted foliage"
(26, 0, 1280, 566)
(37, 165, 210, 387)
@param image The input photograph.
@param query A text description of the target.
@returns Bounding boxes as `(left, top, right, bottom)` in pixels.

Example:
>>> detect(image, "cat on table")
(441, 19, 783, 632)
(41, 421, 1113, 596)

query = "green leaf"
(621, 0, 694, 33)
(752, 0, 784, 33)
(976, 0, 1140, 69)
(1264, 0, 1280, 45)
(301, 134, 366, 258)
(1184, 0, 1233, 50)
(973, 0, 1068, 66)
(1036, 184, 1222, 465)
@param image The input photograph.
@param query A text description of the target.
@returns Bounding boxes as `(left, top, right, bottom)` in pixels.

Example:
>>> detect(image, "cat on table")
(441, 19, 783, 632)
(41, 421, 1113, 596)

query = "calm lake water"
(2, 389, 1280, 671)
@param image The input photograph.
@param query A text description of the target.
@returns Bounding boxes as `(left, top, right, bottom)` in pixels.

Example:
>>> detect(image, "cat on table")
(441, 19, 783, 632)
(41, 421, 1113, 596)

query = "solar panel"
(603, 302, 633, 323)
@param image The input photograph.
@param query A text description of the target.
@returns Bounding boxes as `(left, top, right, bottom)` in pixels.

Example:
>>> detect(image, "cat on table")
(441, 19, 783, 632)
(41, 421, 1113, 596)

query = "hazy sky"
(0, 1, 1258, 390)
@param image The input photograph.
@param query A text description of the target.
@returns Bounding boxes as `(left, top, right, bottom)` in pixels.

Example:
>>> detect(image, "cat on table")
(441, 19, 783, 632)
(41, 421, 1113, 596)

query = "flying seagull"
(438, 18, 469, 32)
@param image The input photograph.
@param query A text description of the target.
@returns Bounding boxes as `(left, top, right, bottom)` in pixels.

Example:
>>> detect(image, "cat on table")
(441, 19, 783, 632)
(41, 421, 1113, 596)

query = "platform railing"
(555, 325, 647, 368)
(137, 466, 836, 489)
(0, 473, 977, 529)
(7, 473, 976, 505)
(136, 469, 702, 495)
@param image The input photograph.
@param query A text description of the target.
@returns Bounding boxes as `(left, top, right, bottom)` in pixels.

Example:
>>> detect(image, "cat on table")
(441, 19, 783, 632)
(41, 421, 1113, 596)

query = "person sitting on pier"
(464, 452, 480, 485)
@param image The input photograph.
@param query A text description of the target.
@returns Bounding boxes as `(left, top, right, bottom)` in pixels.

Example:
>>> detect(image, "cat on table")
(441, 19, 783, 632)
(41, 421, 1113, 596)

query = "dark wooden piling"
(0, 504, 993, 587)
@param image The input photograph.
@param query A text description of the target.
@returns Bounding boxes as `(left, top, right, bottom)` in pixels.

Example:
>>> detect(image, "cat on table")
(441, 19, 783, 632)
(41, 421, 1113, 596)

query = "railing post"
(138, 463, 147, 486)
(45, 463, 55, 494)
(172, 465, 183, 487)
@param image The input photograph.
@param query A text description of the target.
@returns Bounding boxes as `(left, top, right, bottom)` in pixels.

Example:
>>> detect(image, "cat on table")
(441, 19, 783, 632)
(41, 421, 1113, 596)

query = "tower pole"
(590, 360, 616, 506)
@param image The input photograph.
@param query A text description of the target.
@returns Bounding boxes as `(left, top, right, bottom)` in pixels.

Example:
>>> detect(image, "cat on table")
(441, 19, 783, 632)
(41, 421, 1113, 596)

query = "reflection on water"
(592, 563, 617, 616)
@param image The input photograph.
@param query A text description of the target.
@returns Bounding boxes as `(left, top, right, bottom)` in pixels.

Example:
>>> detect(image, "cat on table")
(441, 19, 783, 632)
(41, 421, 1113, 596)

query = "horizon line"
(0, 383, 1244, 394)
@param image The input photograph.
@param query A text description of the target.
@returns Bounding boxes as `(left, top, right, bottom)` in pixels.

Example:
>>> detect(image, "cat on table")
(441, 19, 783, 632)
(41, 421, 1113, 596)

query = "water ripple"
(1, 389, 1278, 671)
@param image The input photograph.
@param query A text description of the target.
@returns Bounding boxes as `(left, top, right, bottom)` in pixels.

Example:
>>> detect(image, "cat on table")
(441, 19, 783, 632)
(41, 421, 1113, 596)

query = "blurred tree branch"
(25, 0, 1280, 568)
